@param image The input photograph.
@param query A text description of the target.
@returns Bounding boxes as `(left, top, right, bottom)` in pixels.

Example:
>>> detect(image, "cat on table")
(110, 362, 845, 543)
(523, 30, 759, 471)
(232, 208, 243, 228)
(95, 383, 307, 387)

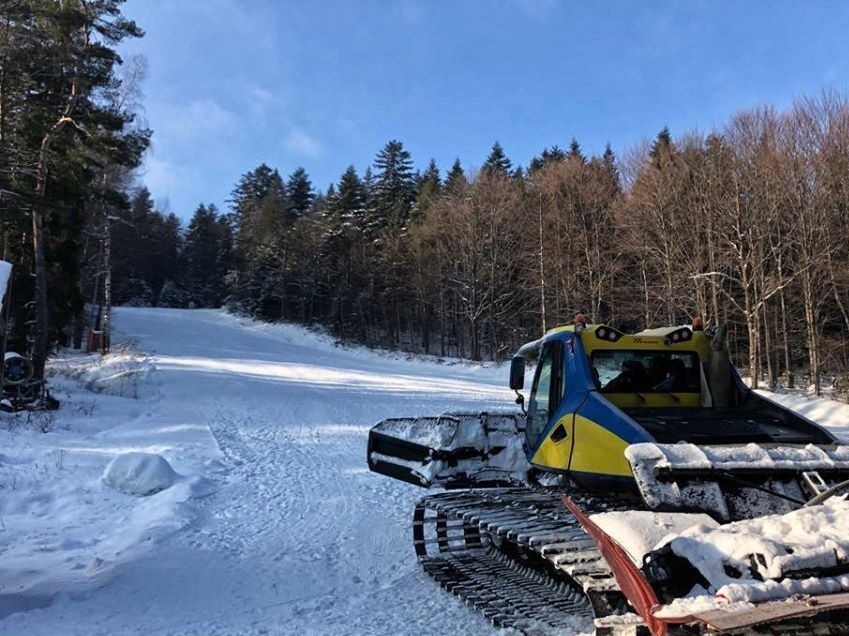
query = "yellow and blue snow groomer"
(513, 318, 838, 493)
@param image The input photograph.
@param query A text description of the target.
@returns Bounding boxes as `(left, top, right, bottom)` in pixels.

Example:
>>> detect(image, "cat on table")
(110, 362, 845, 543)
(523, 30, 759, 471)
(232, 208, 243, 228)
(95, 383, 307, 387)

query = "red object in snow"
(87, 330, 103, 354)
(561, 495, 667, 636)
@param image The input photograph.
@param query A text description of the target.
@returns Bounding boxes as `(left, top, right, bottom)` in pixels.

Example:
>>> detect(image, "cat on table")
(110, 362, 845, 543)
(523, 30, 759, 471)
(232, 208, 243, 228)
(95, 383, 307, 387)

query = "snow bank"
(756, 389, 849, 442)
(215, 307, 509, 376)
(102, 452, 179, 496)
(49, 347, 154, 399)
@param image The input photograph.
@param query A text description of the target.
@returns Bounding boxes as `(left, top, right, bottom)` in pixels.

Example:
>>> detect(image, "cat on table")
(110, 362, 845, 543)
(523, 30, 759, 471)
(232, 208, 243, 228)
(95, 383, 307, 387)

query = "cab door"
(526, 340, 573, 471)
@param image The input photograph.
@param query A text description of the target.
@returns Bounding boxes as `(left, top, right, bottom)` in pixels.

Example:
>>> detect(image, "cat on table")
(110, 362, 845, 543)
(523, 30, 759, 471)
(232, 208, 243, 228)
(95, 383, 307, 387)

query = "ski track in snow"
(1, 308, 533, 636)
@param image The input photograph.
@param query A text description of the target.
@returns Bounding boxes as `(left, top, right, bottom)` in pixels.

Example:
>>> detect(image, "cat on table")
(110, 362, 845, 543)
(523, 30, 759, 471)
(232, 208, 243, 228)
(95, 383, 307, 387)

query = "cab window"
(526, 342, 564, 448)
(592, 350, 700, 393)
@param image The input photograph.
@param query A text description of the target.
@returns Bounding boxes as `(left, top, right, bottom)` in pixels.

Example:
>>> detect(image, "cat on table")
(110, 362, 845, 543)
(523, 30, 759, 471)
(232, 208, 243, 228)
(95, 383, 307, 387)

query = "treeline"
(0, 0, 147, 378)
(119, 91, 849, 395)
(108, 190, 231, 309)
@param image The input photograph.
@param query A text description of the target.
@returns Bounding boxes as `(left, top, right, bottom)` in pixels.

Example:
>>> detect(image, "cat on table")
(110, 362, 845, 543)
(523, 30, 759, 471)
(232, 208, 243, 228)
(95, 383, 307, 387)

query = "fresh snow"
(590, 511, 718, 567)
(0, 307, 528, 636)
(4, 308, 849, 634)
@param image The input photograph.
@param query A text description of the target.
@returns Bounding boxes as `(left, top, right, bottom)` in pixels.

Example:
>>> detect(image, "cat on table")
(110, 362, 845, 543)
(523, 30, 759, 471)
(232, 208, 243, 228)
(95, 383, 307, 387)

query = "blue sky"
(121, 0, 849, 219)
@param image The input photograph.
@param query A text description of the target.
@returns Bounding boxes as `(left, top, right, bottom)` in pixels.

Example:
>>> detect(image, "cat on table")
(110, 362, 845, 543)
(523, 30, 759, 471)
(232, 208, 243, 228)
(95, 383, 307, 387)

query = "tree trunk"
(102, 210, 112, 354)
(537, 195, 546, 333)
(31, 202, 49, 377)
(779, 287, 794, 388)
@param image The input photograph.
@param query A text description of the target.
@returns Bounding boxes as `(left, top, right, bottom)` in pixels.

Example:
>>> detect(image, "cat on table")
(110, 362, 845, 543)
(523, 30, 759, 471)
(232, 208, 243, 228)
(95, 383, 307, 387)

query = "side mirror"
(509, 356, 525, 390)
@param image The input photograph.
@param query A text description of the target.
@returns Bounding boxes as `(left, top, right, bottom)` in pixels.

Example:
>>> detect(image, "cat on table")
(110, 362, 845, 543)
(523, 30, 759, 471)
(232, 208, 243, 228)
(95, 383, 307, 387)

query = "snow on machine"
(367, 318, 849, 635)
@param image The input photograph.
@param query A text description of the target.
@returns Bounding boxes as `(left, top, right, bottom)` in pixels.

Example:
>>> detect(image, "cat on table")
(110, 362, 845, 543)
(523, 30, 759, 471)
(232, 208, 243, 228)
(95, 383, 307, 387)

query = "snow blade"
(367, 411, 528, 488)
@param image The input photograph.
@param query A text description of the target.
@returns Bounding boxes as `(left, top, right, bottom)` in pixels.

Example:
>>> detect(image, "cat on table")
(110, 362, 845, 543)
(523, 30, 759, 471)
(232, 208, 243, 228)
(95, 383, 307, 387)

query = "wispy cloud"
(141, 156, 198, 195)
(244, 85, 286, 120)
(157, 98, 241, 139)
(284, 128, 323, 157)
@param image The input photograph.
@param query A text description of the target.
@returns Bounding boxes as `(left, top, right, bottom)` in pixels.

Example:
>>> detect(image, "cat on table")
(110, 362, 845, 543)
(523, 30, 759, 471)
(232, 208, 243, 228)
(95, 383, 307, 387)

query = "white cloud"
(142, 156, 182, 193)
(156, 98, 241, 140)
(244, 85, 286, 119)
(138, 155, 200, 209)
(284, 128, 323, 157)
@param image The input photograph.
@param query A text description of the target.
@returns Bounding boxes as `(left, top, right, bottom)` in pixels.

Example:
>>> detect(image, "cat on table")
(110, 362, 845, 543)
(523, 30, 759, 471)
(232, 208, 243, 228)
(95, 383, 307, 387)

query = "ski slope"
(5, 308, 849, 636)
(0, 308, 526, 636)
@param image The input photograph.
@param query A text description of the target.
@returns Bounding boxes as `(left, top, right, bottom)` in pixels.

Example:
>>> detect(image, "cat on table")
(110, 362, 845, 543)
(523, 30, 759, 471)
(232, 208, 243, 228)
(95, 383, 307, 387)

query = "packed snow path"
(4, 308, 532, 635)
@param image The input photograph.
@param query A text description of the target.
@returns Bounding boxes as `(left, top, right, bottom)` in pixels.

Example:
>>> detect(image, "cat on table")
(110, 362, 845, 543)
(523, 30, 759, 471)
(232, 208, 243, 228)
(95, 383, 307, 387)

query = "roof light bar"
(665, 328, 693, 345)
(595, 326, 623, 342)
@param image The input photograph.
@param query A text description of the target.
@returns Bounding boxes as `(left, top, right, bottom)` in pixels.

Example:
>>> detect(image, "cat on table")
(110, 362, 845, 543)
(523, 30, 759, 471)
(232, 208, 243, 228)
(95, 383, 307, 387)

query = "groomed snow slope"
(6, 309, 849, 636)
(1, 308, 529, 636)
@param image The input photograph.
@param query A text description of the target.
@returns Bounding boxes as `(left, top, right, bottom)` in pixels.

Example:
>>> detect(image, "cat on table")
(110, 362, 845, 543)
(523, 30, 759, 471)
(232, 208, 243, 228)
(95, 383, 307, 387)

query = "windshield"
(592, 350, 700, 393)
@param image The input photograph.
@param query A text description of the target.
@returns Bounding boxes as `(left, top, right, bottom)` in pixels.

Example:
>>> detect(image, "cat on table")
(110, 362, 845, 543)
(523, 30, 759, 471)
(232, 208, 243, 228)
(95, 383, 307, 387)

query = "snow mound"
(102, 452, 179, 496)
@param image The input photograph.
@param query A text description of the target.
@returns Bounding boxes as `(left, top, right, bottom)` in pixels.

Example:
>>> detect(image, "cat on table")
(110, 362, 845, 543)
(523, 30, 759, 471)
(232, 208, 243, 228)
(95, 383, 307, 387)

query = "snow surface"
(0, 307, 533, 636)
(4, 309, 849, 635)
(590, 511, 717, 566)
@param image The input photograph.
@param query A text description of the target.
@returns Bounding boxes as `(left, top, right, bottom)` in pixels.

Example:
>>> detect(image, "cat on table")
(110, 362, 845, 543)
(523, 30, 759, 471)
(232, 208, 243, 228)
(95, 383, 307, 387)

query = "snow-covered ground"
(0, 308, 517, 635)
(4, 308, 849, 635)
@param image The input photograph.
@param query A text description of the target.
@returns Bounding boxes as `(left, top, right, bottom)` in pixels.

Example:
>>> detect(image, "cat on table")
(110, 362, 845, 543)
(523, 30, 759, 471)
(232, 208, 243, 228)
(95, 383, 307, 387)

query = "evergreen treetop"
(287, 167, 315, 219)
(482, 141, 512, 176)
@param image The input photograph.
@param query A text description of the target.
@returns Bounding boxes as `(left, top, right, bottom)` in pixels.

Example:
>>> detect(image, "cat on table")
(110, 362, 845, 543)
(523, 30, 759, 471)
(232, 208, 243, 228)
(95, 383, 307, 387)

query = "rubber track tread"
(413, 487, 630, 634)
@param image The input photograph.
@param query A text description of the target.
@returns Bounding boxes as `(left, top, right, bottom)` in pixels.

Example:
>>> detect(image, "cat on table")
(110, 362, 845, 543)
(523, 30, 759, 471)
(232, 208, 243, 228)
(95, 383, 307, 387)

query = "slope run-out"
(3, 307, 534, 636)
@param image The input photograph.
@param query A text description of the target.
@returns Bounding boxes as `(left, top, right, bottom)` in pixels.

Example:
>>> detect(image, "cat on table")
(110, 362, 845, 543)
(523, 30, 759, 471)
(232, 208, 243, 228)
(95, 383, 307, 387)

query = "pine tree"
(529, 145, 566, 172)
(482, 141, 512, 176)
(1, 0, 149, 372)
(230, 164, 290, 271)
(444, 159, 466, 192)
(600, 143, 621, 194)
(568, 138, 586, 164)
(367, 140, 416, 236)
(158, 280, 186, 308)
(332, 166, 368, 225)
(110, 189, 181, 306)
(650, 127, 674, 164)
(413, 159, 441, 222)
(183, 204, 230, 307)
(286, 167, 314, 219)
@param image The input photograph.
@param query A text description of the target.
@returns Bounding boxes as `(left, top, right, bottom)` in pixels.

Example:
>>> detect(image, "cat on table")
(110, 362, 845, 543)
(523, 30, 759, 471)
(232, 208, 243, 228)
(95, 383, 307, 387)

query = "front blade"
(367, 411, 528, 488)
